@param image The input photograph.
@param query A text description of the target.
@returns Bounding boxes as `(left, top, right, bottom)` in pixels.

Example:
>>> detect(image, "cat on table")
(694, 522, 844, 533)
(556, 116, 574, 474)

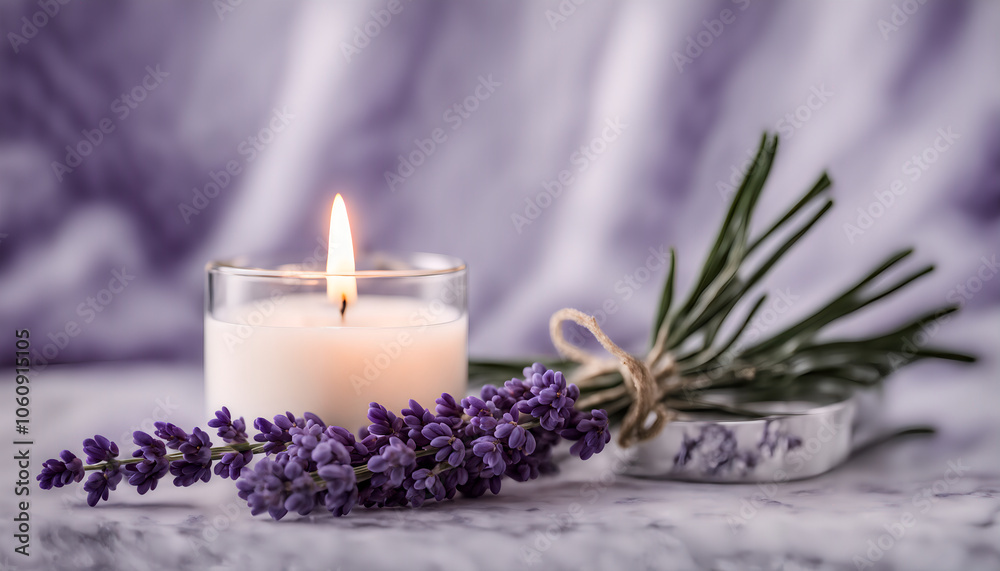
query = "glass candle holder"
(205, 252, 467, 431)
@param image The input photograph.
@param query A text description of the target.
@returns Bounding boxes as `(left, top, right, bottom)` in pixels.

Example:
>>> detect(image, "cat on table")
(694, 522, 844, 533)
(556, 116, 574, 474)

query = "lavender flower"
(253, 412, 305, 454)
(215, 450, 253, 480)
(126, 431, 169, 494)
(405, 479, 428, 508)
(126, 457, 169, 494)
(494, 409, 534, 453)
(317, 461, 355, 495)
(179, 427, 212, 464)
(462, 396, 499, 433)
(39, 362, 612, 521)
(288, 419, 325, 463)
(567, 410, 611, 460)
(439, 466, 468, 499)
(471, 436, 506, 476)
(422, 422, 466, 467)
(170, 427, 213, 486)
(82, 435, 119, 464)
(132, 431, 167, 461)
(402, 400, 436, 446)
(367, 403, 405, 438)
(281, 459, 318, 516)
(83, 466, 122, 506)
(318, 462, 357, 516)
(153, 422, 189, 450)
(367, 437, 416, 487)
(412, 468, 447, 501)
(523, 362, 548, 379)
(207, 406, 249, 444)
(326, 489, 359, 516)
(503, 377, 531, 400)
(482, 383, 519, 413)
(458, 473, 502, 498)
(324, 425, 374, 464)
(505, 459, 534, 482)
(236, 457, 290, 520)
(309, 441, 344, 467)
(37, 451, 84, 489)
(435, 393, 464, 420)
(520, 368, 579, 430)
(209, 408, 256, 479)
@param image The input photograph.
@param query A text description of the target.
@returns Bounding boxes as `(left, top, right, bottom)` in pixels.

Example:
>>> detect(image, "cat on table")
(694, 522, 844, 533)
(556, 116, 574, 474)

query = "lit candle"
(204, 195, 468, 431)
(325, 194, 357, 311)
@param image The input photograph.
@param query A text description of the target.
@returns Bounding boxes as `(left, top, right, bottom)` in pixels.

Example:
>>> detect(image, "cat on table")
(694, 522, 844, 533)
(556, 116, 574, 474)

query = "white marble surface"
(2, 317, 998, 571)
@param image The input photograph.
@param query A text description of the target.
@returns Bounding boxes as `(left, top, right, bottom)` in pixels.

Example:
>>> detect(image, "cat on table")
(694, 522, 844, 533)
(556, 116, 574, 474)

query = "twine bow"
(549, 308, 691, 448)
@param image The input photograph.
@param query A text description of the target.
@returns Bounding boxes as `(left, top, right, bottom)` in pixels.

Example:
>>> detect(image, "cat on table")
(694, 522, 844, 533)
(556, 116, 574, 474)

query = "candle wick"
(340, 294, 347, 318)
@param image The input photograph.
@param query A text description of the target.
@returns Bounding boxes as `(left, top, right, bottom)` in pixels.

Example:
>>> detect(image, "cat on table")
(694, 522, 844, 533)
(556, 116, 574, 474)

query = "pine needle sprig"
(471, 132, 975, 421)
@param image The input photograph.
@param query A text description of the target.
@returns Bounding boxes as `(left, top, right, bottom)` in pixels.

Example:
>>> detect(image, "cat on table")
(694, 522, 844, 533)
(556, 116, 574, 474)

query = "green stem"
(85, 419, 548, 487)
(82, 442, 267, 472)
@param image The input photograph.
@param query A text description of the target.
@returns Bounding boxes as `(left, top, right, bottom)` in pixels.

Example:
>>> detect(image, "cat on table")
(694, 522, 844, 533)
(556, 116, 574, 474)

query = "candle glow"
(205, 193, 467, 430)
(326, 193, 358, 309)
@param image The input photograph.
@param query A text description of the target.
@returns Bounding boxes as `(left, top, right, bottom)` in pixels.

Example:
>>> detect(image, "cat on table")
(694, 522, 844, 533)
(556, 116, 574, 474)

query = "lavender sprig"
(38, 364, 611, 519)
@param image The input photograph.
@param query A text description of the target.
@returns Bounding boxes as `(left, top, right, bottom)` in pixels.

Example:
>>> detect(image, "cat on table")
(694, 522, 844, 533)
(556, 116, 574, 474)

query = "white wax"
(205, 293, 467, 431)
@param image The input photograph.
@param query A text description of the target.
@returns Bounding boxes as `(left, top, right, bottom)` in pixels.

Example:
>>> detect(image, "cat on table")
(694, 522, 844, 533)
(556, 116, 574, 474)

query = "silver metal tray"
(624, 382, 883, 482)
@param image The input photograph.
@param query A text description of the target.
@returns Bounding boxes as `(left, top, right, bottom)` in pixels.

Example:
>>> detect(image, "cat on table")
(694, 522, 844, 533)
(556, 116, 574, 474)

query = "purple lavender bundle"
(38, 364, 610, 520)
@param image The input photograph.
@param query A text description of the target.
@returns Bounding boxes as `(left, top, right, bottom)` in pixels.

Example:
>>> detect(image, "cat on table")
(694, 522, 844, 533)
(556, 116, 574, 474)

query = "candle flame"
(326, 194, 357, 308)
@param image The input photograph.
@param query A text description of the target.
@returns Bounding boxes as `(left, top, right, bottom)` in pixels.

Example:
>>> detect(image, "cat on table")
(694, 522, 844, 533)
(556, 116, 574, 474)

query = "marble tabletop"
(2, 316, 998, 571)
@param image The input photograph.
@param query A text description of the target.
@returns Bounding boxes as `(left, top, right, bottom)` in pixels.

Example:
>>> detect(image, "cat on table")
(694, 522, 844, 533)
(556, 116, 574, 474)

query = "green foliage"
(471, 133, 974, 415)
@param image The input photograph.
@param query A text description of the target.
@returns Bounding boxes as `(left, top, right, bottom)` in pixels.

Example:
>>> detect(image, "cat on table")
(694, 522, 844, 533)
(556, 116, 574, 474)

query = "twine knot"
(549, 308, 685, 448)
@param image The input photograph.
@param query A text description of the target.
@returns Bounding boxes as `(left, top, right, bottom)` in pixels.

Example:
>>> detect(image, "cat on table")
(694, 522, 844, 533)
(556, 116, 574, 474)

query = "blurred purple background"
(1, 0, 998, 368)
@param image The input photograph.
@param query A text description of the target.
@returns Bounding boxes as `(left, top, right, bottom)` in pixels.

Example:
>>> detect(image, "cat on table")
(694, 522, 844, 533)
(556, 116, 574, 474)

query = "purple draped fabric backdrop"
(0, 0, 997, 368)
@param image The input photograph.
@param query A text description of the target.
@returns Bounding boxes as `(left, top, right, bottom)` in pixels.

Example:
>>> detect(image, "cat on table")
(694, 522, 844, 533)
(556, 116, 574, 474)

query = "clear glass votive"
(205, 252, 467, 432)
